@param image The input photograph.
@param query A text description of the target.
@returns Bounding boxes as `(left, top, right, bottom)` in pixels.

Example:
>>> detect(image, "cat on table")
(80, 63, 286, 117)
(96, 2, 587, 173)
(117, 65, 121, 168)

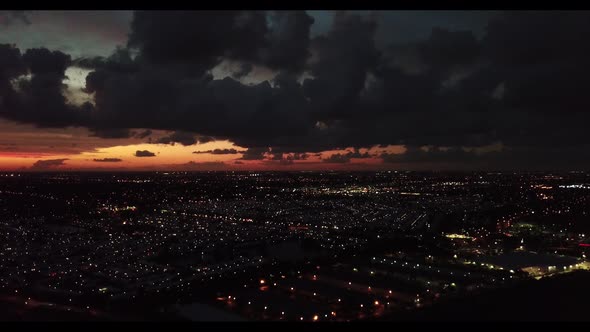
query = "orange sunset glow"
(0, 138, 407, 171)
(0, 118, 407, 171)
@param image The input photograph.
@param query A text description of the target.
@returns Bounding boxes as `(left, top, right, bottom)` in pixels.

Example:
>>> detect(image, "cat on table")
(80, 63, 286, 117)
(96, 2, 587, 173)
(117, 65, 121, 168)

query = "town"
(0, 171, 589, 320)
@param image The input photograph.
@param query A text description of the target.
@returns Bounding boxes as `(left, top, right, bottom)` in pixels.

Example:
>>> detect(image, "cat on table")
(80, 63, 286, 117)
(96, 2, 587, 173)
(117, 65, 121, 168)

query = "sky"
(1, 10, 589, 171)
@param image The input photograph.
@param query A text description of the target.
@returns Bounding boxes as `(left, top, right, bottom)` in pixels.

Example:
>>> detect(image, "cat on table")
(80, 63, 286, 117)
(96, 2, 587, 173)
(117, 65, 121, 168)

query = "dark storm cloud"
(75, 47, 139, 74)
(240, 147, 269, 160)
(323, 11, 590, 154)
(75, 11, 316, 149)
(370, 11, 498, 47)
(322, 153, 351, 164)
(84, 64, 312, 150)
(30, 158, 68, 170)
(483, 11, 590, 66)
(193, 148, 245, 155)
(3, 13, 377, 153)
(418, 27, 480, 73)
(283, 153, 309, 160)
(0, 45, 89, 128)
(197, 136, 215, 144)
(134, 150, 155, 157)
(134, 129, 152, 139)
(0, 12, 500, 155)
(128, 10, 313, 73)
(456, 10, 590, 150)
(23, 48, 70, 75)
(482, 11, 590, 116)
(323, 149, 371, 164)
(90, 128, 133, 139)
(128, 11, 264, 70)
(270, 152, 309, 165)
(293, 153, 308, 160)
(3, 11, 590, 169)
(156, 131, 197, 146)
(264, 11, 315, 72)
(93, 158, 123, 162)
(18, 48, 79, 127)
(381, 145, 590, 171)
(381, 147, 477, 164)
(304, 12, 380, 121)
(0, 44, 27, 79)
(269, 151, 308, 161)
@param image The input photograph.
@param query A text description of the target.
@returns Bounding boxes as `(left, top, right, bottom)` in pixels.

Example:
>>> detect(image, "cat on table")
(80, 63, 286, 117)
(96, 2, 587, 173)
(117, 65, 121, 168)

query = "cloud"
(93, 158, 123, 162)
(134, 129, 152, 139)
(418, 27, 480, 72)
(240, 147, 269, 160)
(128, 11, 313, 73)
(30, 158, 68, 170)
(193, 148, 245, 155)
(232, 63, 253, 79)
(322, 153, 351, 164)
(0, 43, 27, 78)
(196, 135, 215, 144)
(0, 45, 89, 128)
(294, 153, 308, 160)
(23, 48, 71, 75)
(263, 11, 315, 72)
(2, 11, 590, 169)
(381, 144, 590, 171)
(156, 131, 197, 146)
(265, 152, 309, 165)
(304, 12, 380, 122)
(134, 150, 156, 157)
(381, 147, 475, 164)
(90, 128, 133, 139)
(322, 149, 370, 163)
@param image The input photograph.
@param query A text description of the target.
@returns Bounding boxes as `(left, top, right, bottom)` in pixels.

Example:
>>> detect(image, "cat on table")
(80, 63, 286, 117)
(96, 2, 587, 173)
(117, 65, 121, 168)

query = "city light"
(1, 170, 586, 322)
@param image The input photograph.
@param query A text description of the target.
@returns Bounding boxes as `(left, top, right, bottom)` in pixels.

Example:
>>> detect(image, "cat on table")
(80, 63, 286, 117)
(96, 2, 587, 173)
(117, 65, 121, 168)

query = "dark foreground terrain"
(387, 271, 590, 321)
